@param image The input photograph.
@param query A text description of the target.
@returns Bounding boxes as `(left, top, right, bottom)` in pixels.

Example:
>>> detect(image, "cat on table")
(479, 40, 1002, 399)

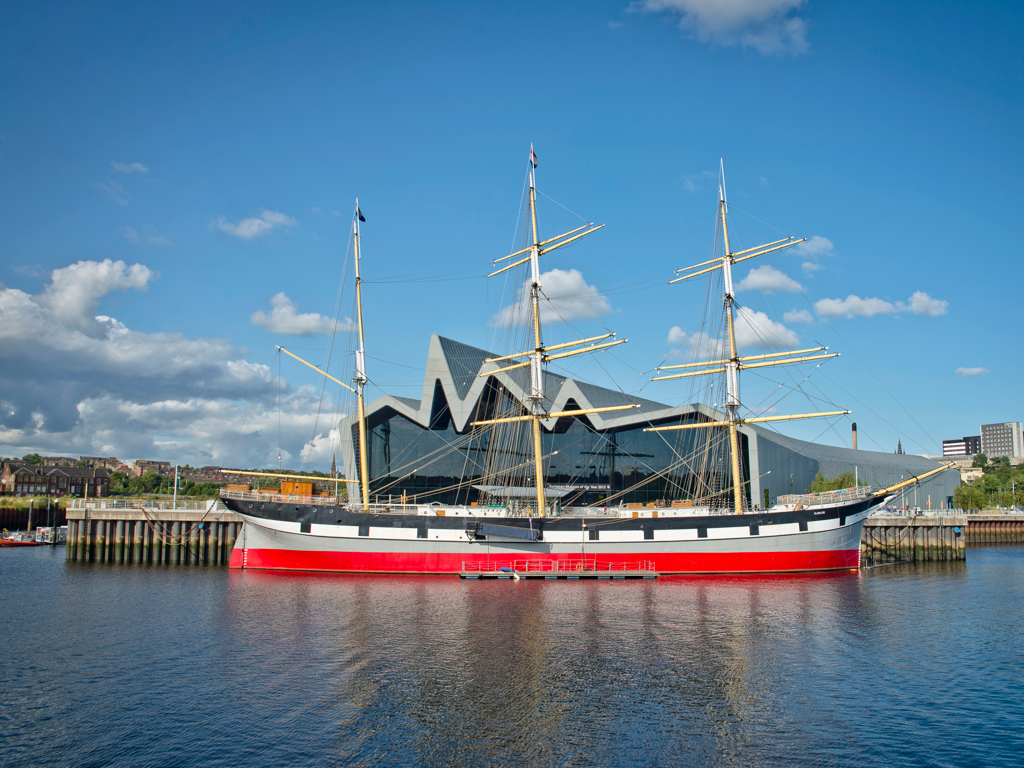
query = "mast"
(650, 160, 850, 514)
(718, 173, 745, 515)
(353, 201, 371, 509)
(526, 147, 546, 518)
(475, 146, 635, 516)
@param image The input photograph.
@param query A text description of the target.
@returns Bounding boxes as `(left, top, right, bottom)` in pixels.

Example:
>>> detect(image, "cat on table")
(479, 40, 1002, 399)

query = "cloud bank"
(0, 260, 343, 469)
(955, 367, 988, 377)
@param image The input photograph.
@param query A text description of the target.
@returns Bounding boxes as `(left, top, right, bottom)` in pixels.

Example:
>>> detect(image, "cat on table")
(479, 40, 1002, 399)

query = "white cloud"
(794, 235, 833, 258)
(95, 179, 129, 205)
(735, 306, 799, 348)
(906, 290, 948, 317)
(331, 210, 342, 217)
(783, 308, 814, 325)
(814, 295, 896, 319)
(214, 210, 298, 239)
(608, 20, 624, 29)
(801, 261, 824, 274)
(251, 292, 356, 336)
(759, 176, 769, 187)
(956, 367, 988, 377)
(33, 259, 157, 334)
(121, 226, 173, 247)
(311, 207, 322, 215)
(631, 0, 809, 55)
(0, 261, 347, 470)
(667, 307, 798, 354)
(491, 269, 612, 327)
(111, 162, 148, 174)
(736, 264, 803, 294)
(815, 291, 948, 319)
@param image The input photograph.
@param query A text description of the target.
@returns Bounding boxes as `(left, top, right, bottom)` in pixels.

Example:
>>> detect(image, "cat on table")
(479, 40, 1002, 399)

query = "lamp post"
(173, 464, 179, 508)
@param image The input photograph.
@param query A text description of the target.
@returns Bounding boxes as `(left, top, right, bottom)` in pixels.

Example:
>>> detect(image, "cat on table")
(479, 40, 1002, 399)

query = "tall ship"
(222, 149, 951, 574)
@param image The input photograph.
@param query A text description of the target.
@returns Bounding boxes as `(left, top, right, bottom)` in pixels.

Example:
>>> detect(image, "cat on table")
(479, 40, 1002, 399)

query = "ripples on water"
(2, 547, 1022, 768)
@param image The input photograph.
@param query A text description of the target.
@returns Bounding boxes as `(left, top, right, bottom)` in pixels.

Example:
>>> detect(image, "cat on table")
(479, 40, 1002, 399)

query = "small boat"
(0, 532, 41, 547)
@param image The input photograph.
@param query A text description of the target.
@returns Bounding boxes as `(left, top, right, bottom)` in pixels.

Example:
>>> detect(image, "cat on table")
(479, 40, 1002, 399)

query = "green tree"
(22, 453, 44, 465)
(972, 453, 988, 468)
(108, 471, 130, 494)
(808, 471, 861, 493)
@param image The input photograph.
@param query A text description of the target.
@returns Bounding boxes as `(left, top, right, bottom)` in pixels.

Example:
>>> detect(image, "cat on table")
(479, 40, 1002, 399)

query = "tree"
(972, 453, 988, 468)
(22, 453, 43, 465)
(808, 471, 861, 493)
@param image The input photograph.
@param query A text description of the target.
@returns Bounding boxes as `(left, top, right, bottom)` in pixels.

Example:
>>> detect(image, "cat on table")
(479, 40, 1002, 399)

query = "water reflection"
(3, 549, 1019, 768)
(221, 571, 874, 766)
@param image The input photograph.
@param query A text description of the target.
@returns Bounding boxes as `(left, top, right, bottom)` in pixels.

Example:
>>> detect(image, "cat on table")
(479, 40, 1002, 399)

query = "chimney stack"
(852, 422, 858, 450)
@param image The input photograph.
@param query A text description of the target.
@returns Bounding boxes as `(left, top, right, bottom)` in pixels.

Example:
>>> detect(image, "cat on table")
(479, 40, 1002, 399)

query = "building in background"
(980, 422, 1024, 459)
(131, 460, 172, 477)
(340, 335, 961, 511)
(1, 464, 110, 497)
(942, 435, 981, 457)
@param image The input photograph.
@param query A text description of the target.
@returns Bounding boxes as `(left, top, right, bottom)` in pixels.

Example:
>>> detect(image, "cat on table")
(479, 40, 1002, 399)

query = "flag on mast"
(529, 146, 538, 169)
(356, 206, 366, 222)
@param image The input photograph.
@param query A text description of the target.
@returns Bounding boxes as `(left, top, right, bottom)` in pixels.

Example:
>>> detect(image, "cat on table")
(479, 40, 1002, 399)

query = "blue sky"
(1, 0, 1021, 469)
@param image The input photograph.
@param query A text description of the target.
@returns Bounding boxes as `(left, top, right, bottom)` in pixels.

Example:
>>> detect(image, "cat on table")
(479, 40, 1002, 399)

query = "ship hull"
(223, 496, 874, 575)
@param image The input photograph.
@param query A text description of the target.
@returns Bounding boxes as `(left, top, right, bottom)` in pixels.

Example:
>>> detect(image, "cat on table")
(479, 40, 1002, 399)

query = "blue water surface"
(1, 546, 1022, 767)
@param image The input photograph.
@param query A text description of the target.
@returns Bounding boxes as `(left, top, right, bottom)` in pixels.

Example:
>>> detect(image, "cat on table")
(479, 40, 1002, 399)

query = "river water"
(2, 546, 1022, 768)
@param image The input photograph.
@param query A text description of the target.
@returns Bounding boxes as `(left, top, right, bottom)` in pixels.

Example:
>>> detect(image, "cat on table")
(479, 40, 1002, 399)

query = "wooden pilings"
(861, 515, 967, 565)
(65, 508, 242, 565)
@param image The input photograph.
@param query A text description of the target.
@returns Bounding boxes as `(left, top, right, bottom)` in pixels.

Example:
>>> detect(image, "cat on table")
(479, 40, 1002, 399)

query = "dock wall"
(65, 508, 242, 566)
(862, 516, 967, 565)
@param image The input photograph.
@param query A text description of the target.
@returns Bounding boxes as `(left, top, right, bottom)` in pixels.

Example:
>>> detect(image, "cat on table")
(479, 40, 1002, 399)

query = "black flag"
(357, 206, 366, 222)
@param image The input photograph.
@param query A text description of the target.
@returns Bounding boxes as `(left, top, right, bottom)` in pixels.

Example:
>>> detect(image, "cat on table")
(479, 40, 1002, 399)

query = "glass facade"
(360, 410, 750, 509)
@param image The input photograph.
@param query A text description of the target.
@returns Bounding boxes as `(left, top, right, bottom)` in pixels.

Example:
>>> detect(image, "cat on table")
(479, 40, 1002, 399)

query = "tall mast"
(527, 146, 546, 517)
(718, 171, 745, 515)
(650, 160, 850, 514)
(352, 200, 371, 509)
(475, 146, 635, 516)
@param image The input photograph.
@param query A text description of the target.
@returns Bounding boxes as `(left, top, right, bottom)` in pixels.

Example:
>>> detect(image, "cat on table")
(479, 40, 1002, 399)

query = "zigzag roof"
(357, 334, 711, 434)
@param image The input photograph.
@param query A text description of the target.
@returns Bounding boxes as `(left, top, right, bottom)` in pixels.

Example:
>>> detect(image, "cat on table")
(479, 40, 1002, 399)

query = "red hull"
(229, 547, 860, 574)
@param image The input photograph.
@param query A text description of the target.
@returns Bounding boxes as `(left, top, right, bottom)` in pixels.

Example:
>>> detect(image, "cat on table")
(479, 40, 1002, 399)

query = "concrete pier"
(65, 503, 241, 566)
(862, 516, 967, 565)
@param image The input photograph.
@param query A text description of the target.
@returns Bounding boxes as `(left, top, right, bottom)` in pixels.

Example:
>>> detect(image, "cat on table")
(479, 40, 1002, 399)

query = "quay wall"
(965, 514, 1024, 544)
(65, 508, 242, 566)
(862, 516, 968, 564)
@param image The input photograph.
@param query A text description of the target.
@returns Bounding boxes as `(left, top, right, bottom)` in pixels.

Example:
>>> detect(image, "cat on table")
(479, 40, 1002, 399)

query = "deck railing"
(777, 486, 874, 507)
(68, 498, 226, 511)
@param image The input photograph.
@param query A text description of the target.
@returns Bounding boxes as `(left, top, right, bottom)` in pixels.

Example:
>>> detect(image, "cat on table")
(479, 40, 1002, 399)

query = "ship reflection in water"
(217, 560, 1008, 767)
(4, 548, 1023, 768)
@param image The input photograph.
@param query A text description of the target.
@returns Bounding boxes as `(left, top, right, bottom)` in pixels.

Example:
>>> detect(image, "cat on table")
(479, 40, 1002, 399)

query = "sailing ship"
(220, 149, 950, 574)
